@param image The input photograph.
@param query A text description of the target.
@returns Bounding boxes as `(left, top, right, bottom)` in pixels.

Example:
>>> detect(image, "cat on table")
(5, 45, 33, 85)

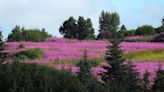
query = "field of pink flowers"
(3, 38, 164, 62)
(2, 38, 164, 84)
(54, 62, 164, 84)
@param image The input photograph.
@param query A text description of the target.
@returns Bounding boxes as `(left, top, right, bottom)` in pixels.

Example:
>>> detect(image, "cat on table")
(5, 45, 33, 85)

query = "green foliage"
(162, 17, 164, 27)
(77, 16, 95, 40)
(135, 25, 156, 36)
(0, 31, 4, 51)
(0, 31, 3, 42)
(14, 48, 43, 60)
(101, 39, 142, 92)
(19, 43, 25, 49)
(118, 25, 127, 38)
(0, 62, 85, 92)
(97, 11, 120, 39)
(77, 50, 105, 92)
(153, 67, 164, 92)
(7, 26, 23, 41)
(7, 26, 50, 42)
(59, 16, 95, 40)
(156, 26, 164, 33)
(59, 17, 78, 39)
(125, 49, 164, 62)
(142, 70, 151, 92)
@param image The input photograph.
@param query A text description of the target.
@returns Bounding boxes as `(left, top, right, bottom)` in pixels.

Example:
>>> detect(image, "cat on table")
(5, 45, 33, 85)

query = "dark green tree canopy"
(0, 31, 2, 42)
(7, 25, 51, 42)
(97, 11, 120, 39)
(59, 16, 95, 40)
(0, 31, 4, 51)
(118, 25, 127, 38)
(135, 25, 156, 36)
(59, 17, 78, 39)
(162, 17, 164, 27)
(120, 25, 127, 31)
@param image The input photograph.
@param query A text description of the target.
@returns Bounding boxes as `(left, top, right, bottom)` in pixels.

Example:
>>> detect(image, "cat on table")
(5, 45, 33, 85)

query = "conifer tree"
(101, 38, 142, 92)
(142, 70, 151, 92)
(77, 49, 105, 92)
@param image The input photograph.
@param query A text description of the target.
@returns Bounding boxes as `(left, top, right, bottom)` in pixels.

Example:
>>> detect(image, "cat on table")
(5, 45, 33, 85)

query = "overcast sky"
(0, 0, 164, 39)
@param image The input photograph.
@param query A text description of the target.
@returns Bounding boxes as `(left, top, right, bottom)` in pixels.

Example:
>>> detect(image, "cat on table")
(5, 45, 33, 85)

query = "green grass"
(50, 49, 164, 66)
(51, 58, 105, 65)
(125, 49, 164, 62)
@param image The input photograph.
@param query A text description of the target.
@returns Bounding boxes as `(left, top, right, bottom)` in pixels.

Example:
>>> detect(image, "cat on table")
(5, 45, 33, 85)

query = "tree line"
(59, 11, 164, 40)
(6, 26, 51, 42)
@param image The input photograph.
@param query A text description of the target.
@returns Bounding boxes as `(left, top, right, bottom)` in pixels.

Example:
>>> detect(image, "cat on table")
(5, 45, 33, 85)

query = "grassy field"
(125, 49, 164, 62)
(51, 49, 164, 65)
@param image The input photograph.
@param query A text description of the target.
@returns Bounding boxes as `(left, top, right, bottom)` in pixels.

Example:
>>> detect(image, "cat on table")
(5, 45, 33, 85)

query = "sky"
(0, 0, 164, 39)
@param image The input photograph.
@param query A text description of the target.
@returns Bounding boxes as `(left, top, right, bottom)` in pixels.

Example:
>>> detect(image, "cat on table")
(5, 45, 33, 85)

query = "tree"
(97, 11, 120, 39)
(120, 25, 127, 31)
(135, 25, 156, 36)
(0, 31, 2, 42)
(77, 17, 95, 40)
(7, 26, 50, 42)
(100, 38, 142, 92)
(77, 50, 105, 92)
(59, 17, 78, 39)
(0, 62, 86, 92)
(59, 16, 95, 40)
(119, 25, 127, 38)
(142, 70, 151, 92)
(153, 66, 164, 92)
(0, 31, 6, 63)
(7, 25, 23, 42)
(162, 17, 164, 27)
(0, 31, 4, 51)
(125, 61, 142, 92)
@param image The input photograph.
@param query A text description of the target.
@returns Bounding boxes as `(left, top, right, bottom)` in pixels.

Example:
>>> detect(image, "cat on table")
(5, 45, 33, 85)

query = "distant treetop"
(7, 25, 51, 42)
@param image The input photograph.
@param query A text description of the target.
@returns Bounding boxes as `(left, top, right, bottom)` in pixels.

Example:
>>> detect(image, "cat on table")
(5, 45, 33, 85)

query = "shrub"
(7, 26, 51, 42)
(0, 62, 85, 92)
(135, 25, 156, 36)
(15, 48, 43, 60)
(18, 43, 25, 49)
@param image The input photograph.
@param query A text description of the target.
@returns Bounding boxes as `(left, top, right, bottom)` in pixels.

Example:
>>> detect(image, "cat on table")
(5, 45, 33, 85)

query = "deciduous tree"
(97, 11, 120, 39)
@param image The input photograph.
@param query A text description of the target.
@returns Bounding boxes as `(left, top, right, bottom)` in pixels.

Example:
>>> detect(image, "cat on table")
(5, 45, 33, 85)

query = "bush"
(7, 26, 51, 42)
(15, 48, 43, 60)
(0, 62, 85, 92)
(135, 25, 156, 36)
(19, 43, 25, 49)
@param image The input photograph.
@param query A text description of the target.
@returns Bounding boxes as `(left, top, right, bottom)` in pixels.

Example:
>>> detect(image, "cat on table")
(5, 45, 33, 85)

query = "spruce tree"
(101, 38, 142, 92)
(142, 70, 151, 92)
(101, 39, 126, 83)
(77, 49, 105, 92)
